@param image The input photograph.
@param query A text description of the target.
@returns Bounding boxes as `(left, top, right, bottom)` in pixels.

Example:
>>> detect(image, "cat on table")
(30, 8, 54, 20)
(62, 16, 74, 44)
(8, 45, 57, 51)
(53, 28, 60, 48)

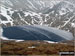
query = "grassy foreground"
(1, 40, 74, 55)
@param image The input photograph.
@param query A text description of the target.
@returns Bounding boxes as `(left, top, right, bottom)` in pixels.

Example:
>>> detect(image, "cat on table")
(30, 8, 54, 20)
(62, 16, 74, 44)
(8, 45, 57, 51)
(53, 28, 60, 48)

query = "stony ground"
(0, 40, 75, 55)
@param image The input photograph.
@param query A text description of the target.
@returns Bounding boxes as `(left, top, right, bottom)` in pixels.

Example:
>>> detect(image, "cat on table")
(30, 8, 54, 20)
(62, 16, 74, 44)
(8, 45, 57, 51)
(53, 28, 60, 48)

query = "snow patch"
(28, 46, 36, 48)
(71, 23, 75, 27)
(15, 40, 24, 42)
(44, 40, 57, 43)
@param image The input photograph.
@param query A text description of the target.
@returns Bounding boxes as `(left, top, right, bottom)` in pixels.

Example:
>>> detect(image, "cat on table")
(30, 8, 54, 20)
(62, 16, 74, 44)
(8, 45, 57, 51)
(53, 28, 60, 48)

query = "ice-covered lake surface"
(2, 25, 73, 42)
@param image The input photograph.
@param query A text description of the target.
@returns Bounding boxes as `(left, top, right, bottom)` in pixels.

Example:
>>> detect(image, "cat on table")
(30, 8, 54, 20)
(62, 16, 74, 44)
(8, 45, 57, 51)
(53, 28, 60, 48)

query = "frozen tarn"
(0, 27, 3, 38)
(2, 25, 73, 42)
(34, 25, 73, 40)
(0, 28, 24, 41)
(0, 27, 9, 40)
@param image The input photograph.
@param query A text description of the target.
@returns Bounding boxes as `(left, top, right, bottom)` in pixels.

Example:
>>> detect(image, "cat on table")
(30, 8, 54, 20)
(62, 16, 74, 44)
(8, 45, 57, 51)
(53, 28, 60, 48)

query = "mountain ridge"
(0, 0, 75, 37)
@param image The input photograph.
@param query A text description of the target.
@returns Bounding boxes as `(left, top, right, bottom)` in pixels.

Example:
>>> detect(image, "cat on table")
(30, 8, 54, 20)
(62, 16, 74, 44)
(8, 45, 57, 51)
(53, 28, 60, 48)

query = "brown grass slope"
(1, 40, 75, 55)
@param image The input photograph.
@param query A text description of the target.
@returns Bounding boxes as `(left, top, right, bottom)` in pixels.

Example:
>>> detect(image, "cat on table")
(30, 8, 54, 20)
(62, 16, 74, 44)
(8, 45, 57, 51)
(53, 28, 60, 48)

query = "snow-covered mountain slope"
(2, 25, 73, 42)
(0, 0, 63, 12)
(0, 0, 75, 13)
(0, 0, 75, 37)
(0, 6, 14, 26)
